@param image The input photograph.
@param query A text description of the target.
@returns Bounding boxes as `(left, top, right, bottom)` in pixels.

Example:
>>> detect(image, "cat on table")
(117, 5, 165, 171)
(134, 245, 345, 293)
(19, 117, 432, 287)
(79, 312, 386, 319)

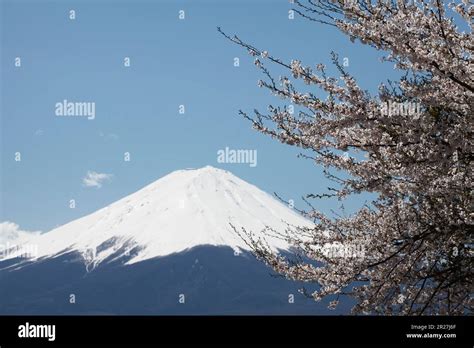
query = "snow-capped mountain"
(3, 166, 312, 267)
(0, 167, 353, 315)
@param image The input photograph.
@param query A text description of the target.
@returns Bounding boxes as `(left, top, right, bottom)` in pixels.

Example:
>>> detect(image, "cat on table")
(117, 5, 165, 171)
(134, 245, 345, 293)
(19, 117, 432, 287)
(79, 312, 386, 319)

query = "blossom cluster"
(222, 0, 473, 314)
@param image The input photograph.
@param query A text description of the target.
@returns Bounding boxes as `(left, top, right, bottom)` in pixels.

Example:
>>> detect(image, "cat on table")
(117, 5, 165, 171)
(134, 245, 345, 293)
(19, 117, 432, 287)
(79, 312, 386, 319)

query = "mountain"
(2, 166, 312, 266)
(0, 166, 351, 314)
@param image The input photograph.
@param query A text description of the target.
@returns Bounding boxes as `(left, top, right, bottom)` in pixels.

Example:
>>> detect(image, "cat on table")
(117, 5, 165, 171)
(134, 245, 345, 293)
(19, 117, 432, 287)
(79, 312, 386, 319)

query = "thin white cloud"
(0, 221, 41, 245)
(99, 131, 119, 140)
(82, 171, 113, 188)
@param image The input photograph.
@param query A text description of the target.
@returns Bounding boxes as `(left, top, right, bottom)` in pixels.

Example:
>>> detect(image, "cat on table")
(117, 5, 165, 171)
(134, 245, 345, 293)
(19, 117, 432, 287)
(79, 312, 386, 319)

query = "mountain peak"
(194, 165, 222, 171)
(4, 167, 313, 266)
(172, 165, 229, 176)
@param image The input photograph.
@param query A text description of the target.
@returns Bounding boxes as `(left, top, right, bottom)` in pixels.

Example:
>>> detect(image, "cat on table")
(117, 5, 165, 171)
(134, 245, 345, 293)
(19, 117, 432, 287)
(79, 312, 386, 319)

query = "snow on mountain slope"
(2, 166, 313, 266)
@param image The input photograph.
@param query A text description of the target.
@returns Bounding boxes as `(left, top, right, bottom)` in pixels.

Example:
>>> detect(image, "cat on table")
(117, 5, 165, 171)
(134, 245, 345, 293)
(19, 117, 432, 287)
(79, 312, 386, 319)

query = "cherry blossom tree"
(220, 0, 473, 315)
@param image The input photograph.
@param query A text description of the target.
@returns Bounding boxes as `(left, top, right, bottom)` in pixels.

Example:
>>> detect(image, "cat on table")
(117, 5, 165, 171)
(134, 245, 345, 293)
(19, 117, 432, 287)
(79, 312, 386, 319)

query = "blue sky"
(1, 0, 400, 232)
